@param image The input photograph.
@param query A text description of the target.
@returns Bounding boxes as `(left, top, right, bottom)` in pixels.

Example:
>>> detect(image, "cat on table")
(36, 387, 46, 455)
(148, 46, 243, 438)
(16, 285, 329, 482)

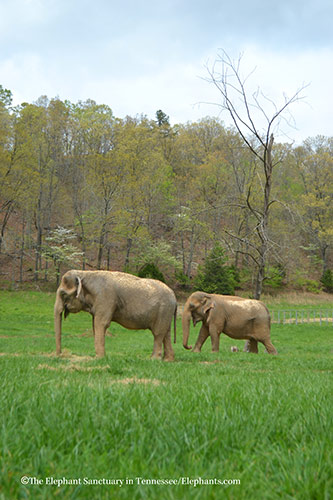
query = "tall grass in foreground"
(0, 291, 332, 499)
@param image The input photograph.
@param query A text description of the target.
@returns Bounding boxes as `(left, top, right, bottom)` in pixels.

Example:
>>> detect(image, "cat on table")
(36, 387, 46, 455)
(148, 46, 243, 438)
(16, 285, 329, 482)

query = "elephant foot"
(262, 340, 278, 354)
(192, 347, 201, 353)
(163, 355, 175, 362)
(151, 353, 163, 361)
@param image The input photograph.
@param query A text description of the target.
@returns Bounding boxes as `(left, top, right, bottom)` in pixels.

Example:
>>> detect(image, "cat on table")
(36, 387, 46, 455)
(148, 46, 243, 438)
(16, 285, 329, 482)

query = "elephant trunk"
(54, 295, 63, 356)
(182, 306, 192, 350)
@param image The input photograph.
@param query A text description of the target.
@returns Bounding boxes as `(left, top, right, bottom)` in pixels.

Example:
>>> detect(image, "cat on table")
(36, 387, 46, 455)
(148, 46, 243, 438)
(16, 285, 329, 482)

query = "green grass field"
(0, 291, 332, 500)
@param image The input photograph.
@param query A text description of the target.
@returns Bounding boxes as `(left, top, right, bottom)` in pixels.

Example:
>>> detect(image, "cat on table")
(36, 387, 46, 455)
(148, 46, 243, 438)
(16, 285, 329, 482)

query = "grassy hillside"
(0, 291, 332, 499)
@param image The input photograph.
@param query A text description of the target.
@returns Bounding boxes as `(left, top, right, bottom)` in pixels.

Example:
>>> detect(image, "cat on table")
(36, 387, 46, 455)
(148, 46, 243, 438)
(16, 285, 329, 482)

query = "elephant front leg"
(209, 325, 220, 352)
(93, 315, 108, 357)
(193, 324, 209, 352)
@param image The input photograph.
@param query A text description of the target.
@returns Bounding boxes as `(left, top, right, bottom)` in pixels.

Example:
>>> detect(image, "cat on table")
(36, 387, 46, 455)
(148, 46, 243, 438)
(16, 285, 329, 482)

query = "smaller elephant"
(54, 270, 177, 360)
(182, 291, 277, 354)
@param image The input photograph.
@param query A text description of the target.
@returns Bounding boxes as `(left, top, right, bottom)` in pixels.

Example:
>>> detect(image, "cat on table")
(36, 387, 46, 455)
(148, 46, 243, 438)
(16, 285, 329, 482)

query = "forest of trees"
(0, 83, 332, 298)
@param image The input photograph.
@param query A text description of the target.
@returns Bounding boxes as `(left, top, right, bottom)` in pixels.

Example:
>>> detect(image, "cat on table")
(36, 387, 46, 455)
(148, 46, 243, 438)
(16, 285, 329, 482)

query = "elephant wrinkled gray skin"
(182, 291, 277, 354)
(54, 270, 177, 360)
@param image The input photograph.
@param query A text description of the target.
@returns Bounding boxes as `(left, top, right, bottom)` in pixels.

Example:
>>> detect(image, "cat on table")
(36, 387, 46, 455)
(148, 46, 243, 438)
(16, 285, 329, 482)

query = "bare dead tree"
(204, 50, 307, 299)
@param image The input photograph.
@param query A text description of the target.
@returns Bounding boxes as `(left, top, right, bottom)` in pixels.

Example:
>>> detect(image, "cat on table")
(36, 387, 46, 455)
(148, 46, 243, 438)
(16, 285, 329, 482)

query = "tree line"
(0, 84, 332, 297)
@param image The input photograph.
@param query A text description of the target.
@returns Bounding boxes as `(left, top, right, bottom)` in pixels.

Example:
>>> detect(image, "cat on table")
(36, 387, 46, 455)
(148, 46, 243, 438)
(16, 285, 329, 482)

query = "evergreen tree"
(155, 109, 170, 127)
(138, 263, 165, 282)
(321, 269, 333, 293)
(194, 244, 235, 295)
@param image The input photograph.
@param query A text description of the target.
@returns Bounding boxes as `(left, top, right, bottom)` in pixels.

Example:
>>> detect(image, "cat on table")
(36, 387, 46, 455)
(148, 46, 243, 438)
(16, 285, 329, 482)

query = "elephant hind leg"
(162, 329, 175, 362)
(261, 338, 278, 355)
(151, 331, 164, 360)
(244, 338, 258, 353)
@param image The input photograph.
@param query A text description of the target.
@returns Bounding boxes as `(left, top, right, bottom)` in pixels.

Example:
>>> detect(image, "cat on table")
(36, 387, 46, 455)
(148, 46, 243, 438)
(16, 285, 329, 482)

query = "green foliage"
(138, 262, 165, 282)
(234, 267, 253, 290)
(174, 270, 191, 289)
(0, 86, 332, 293)
(321, 269, 333, 293)
(194, 243, 236, 294)
(264, 265, 286, 291)
(229, 264, 241, 289)
(294, 277, 322, 294)
(0, 85, 12, 107)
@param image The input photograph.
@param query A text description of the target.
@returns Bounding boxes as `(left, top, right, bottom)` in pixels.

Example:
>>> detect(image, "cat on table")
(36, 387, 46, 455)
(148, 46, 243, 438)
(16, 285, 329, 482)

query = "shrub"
(294, 277, 322, 294)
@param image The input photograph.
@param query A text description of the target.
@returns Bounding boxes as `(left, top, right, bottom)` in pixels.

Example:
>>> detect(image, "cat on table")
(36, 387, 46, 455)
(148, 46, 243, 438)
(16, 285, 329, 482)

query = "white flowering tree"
(42, 227, 83, 286)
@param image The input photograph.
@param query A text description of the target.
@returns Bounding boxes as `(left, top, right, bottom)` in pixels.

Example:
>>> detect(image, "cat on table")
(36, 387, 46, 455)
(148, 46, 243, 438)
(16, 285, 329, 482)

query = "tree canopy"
(0, 92, 332, 296)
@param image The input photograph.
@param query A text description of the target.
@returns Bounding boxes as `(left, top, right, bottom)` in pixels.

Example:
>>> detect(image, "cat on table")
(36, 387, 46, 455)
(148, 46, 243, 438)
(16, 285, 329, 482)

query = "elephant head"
(182, 292, 215, 350)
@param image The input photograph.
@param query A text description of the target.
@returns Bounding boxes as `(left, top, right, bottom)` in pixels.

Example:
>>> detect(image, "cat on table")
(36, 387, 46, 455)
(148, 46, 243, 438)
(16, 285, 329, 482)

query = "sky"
(1, 0, 332, 143)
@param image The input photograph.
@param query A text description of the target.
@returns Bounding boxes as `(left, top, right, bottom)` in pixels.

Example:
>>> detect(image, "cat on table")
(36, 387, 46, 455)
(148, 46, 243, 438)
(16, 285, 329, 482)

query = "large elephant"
(54, 270, 177, 360)
(182, 291, 277, 354)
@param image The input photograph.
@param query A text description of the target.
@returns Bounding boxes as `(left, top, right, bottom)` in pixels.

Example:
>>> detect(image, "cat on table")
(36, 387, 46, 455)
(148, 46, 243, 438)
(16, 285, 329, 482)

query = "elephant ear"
(203, 298, 215, 322)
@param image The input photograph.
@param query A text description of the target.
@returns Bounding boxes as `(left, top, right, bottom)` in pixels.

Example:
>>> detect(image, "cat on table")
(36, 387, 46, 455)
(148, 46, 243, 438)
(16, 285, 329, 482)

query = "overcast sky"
(1, 0, 332, 143)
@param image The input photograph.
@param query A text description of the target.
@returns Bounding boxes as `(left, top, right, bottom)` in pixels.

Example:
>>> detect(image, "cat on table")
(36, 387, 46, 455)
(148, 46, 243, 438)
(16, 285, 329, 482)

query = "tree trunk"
(0, 202, 14, 253)
(254, 258, 265, 300)
(34, 186, 43, 281)
(253, 134, 274, 300)
(124, 237, 133, 270)
(321, 244, 328, 274)
(78, 218, 86, 270)
(185, 227, 196, 279)
(97, 224, 106, 270)
(107, 245, 111, 270)
(19, 215, 26, 283)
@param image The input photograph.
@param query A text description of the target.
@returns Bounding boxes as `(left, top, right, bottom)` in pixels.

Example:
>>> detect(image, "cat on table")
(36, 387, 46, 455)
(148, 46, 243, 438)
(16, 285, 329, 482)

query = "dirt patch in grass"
(0, 350, 95, 363)
(199, 360, 222, 365)
(0, 352, 21, 357)
(0, 334, 53, 338)
(36, 364, 163, 386)
(110, 377, 162, 386)
(42, 350, 95, 363)
(37, 363, 109, 372)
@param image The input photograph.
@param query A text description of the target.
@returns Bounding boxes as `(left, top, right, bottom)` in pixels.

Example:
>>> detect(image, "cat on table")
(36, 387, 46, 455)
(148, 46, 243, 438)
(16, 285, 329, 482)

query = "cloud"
(2, 44, 333, 144)
(0, 0, 58, 41)
(1, 0, 332, 143)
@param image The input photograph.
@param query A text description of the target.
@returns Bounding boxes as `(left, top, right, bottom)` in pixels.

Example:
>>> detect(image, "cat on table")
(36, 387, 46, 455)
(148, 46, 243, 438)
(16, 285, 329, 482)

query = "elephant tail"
(174, 304, 177, 344)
